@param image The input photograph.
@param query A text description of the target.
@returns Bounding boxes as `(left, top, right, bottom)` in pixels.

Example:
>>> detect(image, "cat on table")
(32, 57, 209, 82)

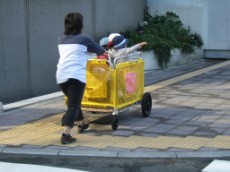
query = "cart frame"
(66, 52, 152, 130)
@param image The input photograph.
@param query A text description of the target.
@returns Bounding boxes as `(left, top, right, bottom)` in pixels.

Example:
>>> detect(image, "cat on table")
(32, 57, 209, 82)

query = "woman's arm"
(85, 35, 105, 55)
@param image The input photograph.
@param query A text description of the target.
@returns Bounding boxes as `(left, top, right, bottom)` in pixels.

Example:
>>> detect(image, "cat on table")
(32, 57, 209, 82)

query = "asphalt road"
(1, 154, 227, 172)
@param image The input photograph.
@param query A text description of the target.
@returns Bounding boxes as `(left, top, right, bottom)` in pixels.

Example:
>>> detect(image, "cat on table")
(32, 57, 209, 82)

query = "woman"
(56, 12, 106, 144)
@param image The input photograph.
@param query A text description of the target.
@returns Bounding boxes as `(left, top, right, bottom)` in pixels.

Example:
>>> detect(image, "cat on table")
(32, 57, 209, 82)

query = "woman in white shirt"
(56, 12, 106, 144)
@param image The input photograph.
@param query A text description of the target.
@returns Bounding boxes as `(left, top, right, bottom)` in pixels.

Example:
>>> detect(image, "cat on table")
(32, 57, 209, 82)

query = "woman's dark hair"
(64, 12, 83, 35)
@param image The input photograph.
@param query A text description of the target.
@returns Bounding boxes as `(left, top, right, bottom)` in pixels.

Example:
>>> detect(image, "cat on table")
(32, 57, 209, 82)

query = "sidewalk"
(0, 59, 230, 159)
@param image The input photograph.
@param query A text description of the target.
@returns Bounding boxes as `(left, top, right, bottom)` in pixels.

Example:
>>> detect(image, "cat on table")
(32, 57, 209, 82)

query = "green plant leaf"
(123, 10, 203, 69)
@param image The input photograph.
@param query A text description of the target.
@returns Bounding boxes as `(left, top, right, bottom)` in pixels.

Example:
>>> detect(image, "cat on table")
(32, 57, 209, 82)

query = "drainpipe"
(0, 102, 3, 113)
(25, 0, 32, 98)
(92, 0, 97, 40)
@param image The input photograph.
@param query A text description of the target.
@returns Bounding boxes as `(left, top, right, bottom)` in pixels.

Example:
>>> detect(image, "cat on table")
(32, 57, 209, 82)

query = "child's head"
(99, 37, 109, 50)
(111, 36, 128, 50)
(108, 33, 121, 46)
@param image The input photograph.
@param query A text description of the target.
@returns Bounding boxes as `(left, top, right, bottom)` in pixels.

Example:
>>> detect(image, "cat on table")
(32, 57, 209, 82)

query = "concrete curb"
(2, 148, 60, 156)
(1, 147, 230, 159)
(3, 92, 64, 112)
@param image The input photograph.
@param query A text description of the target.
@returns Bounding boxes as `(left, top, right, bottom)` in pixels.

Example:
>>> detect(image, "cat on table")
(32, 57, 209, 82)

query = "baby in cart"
(98, 33, 147, 65)
(108, 34, 147, 65)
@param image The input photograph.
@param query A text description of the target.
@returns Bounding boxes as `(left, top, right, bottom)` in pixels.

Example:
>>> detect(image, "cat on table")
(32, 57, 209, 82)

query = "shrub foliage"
(123, 11, 203, 68)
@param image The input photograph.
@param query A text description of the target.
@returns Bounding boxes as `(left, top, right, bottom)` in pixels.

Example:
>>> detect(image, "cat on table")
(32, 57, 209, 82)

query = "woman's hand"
(97, 52, 108, 60)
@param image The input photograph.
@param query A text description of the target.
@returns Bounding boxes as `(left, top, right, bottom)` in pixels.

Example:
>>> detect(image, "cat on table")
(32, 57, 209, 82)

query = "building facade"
(0, 0, 144, 103)
(147, 0, 230, 59)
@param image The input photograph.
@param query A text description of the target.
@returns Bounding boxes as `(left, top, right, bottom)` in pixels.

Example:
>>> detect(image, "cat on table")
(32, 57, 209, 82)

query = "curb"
(3, 92, 64, 112)
(1, 147, 230, 159)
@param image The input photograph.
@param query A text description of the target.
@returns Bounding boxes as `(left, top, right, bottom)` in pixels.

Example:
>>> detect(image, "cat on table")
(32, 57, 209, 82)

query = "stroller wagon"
(66, 52, 152, 130)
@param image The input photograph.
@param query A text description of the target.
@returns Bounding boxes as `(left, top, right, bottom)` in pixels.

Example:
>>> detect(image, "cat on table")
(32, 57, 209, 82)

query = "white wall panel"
(147, 0, 230, 51)
(148, 7, 203, 35)
(207, 0, 228, 49)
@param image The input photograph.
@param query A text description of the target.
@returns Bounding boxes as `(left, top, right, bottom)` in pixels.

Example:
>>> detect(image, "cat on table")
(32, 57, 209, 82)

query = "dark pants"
(59, 78, 86, 128)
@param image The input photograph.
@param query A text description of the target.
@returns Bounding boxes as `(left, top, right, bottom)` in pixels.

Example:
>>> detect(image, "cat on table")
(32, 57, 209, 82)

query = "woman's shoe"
(78, 122, 89, 133)
(61, 133, 76, 144)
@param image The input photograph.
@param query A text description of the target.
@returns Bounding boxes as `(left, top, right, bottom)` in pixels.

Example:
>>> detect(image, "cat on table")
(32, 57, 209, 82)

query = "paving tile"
(195, 103, 218, 109)
(153, 124, 177, 130)
(2, 148, 59, 155)
(210, 119, 230, 127)
(112, 130, 134, 137)
(174, 126, 199, 131)
(206, 98, 228, 104)
(173, 136, 212, 150)
(167, 148, 193, 152)
(205, 136, 230, 149)
(178, 109, 205, 116)
(195, 115, 221, 123)
(223, 129, 230, 134)
(209, 127, 226, 134)
(104, 146, 132, 152)
(193, 132, 216, 138)
(165, 119, 189, 125)
(199, 147, 218, 151)
(21, 145, 44, 149)
(144, 127, 171, 134)
(209, 123, 230, 129)
(170, 115, 195, 121)
(168, 129, 193, 136)
(138, 132, 159, 138)
(44, 145, 72, 150)
(176, 151, 230, 158)
(186, 121, 210, 127)
(118, 151, 176, 158)
(134, 147, 159, 152)
(59, 149, 118, 157)
(214, 104, 230, 111)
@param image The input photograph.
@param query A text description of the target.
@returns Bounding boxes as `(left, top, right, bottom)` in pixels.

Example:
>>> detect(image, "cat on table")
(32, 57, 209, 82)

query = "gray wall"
(0, 0, 144, 104)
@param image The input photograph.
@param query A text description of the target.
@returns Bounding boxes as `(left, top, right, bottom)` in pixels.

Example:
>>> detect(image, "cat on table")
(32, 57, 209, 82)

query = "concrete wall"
(0, 0, 29, 103)
(147, 0, 230, 58)
(0, 0, 144, 104)
(95, 0, 144, 39)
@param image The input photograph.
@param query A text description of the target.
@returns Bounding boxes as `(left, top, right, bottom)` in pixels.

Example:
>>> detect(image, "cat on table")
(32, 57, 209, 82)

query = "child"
(97, 33, 121, 60)
(107, 33, 121, 48)
(108, 35, 147, 64)
(99, 37, 109, 51)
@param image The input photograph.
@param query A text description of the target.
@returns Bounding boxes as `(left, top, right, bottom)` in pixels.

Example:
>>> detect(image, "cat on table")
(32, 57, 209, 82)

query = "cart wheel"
(111, 115, 119, 131)
(141, 92, 152, 117)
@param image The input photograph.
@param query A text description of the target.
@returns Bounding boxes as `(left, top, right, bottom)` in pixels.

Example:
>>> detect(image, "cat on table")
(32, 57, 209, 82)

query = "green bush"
(123, 11, 203, 69)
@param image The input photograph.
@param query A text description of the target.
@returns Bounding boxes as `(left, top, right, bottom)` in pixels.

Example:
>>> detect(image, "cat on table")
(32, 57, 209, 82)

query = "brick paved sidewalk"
(0, 59, 230, 158)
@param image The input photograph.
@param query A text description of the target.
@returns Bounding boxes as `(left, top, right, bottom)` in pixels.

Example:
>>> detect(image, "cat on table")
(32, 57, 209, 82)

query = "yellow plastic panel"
(82, 60, 115, 108)
(115, 59, 144, 109)
(68, 58, 144, 110)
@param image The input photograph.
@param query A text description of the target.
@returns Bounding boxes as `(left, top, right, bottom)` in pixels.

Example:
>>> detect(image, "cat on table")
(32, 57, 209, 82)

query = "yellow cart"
(67, 53, 152, 130)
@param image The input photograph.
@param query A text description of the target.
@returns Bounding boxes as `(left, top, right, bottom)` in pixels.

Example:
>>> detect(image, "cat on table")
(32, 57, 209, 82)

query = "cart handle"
(87, 58, 114, 69)
(113, 52, 142, 66)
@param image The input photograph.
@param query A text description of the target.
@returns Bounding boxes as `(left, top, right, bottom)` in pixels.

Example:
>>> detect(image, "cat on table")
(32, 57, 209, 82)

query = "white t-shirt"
(56, 34, 104, 84)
